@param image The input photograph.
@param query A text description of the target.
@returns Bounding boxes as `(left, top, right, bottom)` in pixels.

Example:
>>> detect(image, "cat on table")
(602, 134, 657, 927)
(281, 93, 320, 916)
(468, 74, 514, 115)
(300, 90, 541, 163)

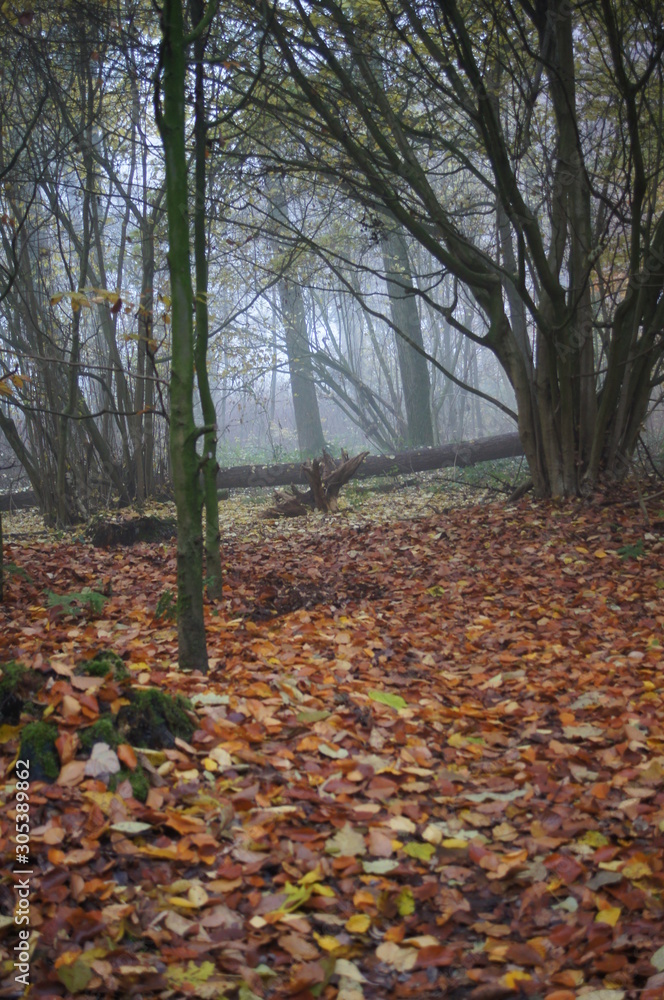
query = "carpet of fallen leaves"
(1, 485, 664, 1000)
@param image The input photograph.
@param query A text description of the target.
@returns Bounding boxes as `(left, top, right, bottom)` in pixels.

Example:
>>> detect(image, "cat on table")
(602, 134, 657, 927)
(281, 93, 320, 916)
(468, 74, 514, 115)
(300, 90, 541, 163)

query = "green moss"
(80, 717, 121, 751)
(110, 765, 150, 802)
(0, 663, 26, 724)
(78, 651, 129, 681)
(0, 662, 43, 724)
(19, 722, 59, 781)
(117, 689, 195, 749)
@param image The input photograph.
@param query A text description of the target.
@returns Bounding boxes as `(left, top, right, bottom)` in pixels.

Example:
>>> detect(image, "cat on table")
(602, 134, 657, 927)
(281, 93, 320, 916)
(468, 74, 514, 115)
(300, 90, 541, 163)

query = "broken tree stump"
(263, 450, 369, 518)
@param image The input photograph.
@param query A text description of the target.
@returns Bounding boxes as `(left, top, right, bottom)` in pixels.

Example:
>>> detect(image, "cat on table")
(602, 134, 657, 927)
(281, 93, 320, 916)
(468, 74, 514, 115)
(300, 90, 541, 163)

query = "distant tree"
(266, 183, 327, 457)
(380, 220, 434, 447)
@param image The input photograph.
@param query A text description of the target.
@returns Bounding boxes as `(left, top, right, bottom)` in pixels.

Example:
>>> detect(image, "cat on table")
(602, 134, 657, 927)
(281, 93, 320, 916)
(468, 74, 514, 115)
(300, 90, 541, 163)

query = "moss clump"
(0, 662, 27, 724)
(0, 662, 42, 724)
(117, 689, 195, 749)
(19, 722, 59, 781)
(110, 765, 150, 802)
(78, 651, 129, 681)
(80, 717, 121, 751)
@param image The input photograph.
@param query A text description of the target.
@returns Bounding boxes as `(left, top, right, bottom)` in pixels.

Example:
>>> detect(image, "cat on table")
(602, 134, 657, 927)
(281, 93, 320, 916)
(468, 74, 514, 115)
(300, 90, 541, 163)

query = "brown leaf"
(278, 933, 320, 961)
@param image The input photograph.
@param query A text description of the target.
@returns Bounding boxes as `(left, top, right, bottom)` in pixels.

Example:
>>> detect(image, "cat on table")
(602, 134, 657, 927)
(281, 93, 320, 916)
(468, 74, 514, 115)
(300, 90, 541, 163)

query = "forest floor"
(1, 479, 663, 1000)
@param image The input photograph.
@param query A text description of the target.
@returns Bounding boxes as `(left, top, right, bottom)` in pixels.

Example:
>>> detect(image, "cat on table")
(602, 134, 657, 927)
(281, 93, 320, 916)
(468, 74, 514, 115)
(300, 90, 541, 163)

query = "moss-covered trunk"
(155, 0, 208, 671)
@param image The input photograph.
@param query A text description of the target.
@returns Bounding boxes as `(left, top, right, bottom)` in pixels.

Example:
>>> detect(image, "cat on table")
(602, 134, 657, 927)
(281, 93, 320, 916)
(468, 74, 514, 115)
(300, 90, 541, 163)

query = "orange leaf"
(164, 812, 206, 835)
(117, 744, 137, 770)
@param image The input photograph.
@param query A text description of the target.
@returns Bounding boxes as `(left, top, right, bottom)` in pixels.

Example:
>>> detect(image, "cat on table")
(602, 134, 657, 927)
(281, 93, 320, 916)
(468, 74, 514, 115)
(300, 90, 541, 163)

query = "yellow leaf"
(311, 883, 336, 897)
(502, 970, 531, 988)
(50, 292, 65, 305)
(397, 887, 415, 916)
(207, 746, 232, 768)
(594, 549, 608, 559)
(167, 896, 198, 909)
(299, 868, 323, 885)
(578, 831, 609, 848)
(595, 906, 621, 926)
(345, 914, 371, 934)
(0, 724, 21, 743)
(70, 292, 90, 311)
(622, 860, 651, 880)
(404, 935, 441, 948)
(83, 790, 119, 813)
(166, 960, 215, 986)
(187, 884, 209, 907)
(313, 932, 343, 952)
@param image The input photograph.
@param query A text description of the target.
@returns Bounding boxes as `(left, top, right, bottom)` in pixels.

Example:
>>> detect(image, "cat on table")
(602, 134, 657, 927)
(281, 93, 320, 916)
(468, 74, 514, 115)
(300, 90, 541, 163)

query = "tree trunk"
(140, 227, 157, 497)
(268, 184, 326, 458)
(156, 0, 208, 672)
(191, 0, 222, 600)
(381, 225, 434, 448)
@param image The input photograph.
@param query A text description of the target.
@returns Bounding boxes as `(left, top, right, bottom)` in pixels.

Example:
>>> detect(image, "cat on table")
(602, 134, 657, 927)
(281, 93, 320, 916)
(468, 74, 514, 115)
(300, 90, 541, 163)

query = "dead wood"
(219, 433, 524, 490)
(262, 450, 369, 518)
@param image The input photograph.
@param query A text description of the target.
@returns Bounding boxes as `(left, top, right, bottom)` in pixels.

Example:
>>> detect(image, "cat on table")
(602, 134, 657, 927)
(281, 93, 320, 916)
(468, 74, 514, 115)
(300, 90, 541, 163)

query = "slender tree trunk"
(381, 226, 434, 448)
(156, 0, 208, 672)
(268, 184, 326, 458)
(57, 165, 92, 526)
(134, 226, 155, 501)
(191, 0, 222, 600)
(278, 277, 327, 457)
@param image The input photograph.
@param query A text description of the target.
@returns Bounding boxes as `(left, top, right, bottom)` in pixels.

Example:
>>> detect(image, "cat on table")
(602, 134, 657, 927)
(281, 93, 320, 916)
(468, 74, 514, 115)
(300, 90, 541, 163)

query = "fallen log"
(0, 434, 525, 512)
(219, 432, 523, 490)
(0, 490, 36, 512)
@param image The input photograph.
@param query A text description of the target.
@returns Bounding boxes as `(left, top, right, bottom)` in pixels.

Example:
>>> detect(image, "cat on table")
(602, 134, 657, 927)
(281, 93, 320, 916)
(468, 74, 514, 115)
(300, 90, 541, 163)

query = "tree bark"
(191, 0, 222, 600)
(156, 0, 208, 672)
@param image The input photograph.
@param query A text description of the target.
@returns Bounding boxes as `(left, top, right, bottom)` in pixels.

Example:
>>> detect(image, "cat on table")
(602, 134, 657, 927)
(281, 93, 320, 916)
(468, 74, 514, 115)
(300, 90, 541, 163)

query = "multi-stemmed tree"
(242, 0, 664, 495)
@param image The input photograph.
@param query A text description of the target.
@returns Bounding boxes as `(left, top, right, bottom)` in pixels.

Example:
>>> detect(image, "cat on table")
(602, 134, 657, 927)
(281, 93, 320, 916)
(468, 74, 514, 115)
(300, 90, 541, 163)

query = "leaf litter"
(0, 483, 663, 999)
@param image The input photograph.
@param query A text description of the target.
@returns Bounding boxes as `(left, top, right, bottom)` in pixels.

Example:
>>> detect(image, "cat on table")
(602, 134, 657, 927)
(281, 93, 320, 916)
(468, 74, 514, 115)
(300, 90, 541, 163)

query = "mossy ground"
(19, 721, 59, 781)
(117, 689, 195, 749)
(110, 766, 150, 802)
(79, 717, 121, 751)
(77, 650, 129, 681)
(0, 661, 43, 724)
(5, 652, 196, 794)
